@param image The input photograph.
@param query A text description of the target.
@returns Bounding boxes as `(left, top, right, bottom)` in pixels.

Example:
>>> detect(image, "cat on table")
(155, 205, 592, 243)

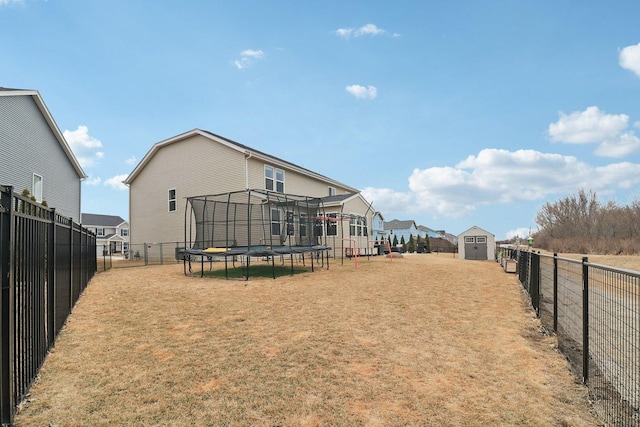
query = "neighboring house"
(81, 213, 130, 256)
(317, 193, 375, 255)
(371, 212, 387, 242)
(458, 225, 496, 261)
(124, 129, 374, 254)
(440, 231, 458, 246)
(0, 87, 86, 221)
(417, 225, 443, 239)
(384, 219, 425, 245)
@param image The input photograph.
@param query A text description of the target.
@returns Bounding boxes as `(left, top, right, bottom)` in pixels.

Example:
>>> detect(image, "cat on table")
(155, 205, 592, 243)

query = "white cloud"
(363, 148, 640, 220)
(548, 106, 640, 158)
(233, 49, 265, 69)
(334, 28, 352, 38)
(104, 174, 128, 191)
(85, 176, 101, 186)
(333, 23, 395, 39)
(594, 132, 640, 158)
(0, 0, 24, 7)
(345, 84, 377, 100)
(548, 106, 628, 144)
(505, 228, 533, 240)
(63, 125, 104, 168)
(619, 42, 640, 77)
(355, 23, 386, 37)
(126, 155, 137, 165)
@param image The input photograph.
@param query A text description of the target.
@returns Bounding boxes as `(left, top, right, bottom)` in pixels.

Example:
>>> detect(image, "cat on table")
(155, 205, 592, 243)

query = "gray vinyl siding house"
(0, 88, 86, 221)
(81, 213, 130, 256)
(124, 129, 373, 252)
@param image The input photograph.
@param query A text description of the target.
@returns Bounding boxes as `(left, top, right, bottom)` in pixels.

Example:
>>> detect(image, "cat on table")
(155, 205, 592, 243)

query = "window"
(350, 217, 357, 236)
(97, 228, 105, 237)
(300, 213, 307, 237)
(32, 174, 43, 202)
(476, 236, 487, 244)
(265, 165, 285, 193)
(121, 228, 129, 237)
(271, 208, 281, 236)
(326, 213, 337, 236)
(314, 219, 324, 237)
(328, 186, 336, 196)
(286, 211, 295, 236)
(465, 236, 475, 244)
(168, 189, 176, 212)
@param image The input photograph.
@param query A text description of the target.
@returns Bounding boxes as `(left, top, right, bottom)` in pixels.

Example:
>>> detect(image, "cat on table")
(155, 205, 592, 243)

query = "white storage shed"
(457, 226, 496, 261)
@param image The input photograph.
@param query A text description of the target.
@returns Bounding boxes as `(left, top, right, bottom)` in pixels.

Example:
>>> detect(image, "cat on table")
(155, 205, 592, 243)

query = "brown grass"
(15, 254, 602, 426)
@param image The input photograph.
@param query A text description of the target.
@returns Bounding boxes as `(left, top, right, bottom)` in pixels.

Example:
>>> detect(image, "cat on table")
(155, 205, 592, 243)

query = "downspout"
(244, 151, 253, 190)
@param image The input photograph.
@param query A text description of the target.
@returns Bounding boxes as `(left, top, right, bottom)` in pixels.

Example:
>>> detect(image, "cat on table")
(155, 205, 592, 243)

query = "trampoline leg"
(271, 255, 276, 279)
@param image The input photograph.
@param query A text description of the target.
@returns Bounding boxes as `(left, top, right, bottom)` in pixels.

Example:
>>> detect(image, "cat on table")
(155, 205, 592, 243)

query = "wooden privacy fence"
(501, 248, 639, 426)
(0, 185, 96, 426)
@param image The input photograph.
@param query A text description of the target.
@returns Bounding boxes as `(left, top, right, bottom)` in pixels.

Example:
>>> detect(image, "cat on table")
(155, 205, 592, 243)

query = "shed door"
(464, 236, 487, 260)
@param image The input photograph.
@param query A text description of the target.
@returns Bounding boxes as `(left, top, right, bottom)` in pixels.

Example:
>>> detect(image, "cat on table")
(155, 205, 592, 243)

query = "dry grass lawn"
(15, 254, 603, 426)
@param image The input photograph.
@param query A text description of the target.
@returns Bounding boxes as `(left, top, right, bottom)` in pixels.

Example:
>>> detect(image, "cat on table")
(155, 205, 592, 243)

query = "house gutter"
(244, 151, 253, 189)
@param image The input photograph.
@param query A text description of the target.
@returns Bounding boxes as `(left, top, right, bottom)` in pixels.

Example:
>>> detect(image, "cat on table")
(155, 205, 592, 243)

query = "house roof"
(318, 193, 374, 215)
(458, 225, 494, 237)
(123, 129, 358, 193)
(0, 88, 87, 179)
(82, 213, 127, 227)
(99, 233, 126, 242)
(383, 219, 417, 230)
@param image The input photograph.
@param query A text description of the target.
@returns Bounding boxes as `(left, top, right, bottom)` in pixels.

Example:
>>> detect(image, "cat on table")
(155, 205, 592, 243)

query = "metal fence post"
(553, 252, 558, 332)
(582, 256, 589, 385)
(530, 252, 540, 316)
(47, 209, 56, 346)
(0, 186, 14, 425)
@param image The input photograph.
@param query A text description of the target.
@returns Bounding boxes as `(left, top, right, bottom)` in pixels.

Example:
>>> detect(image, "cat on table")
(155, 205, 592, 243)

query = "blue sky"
(2, 1, 640, 240)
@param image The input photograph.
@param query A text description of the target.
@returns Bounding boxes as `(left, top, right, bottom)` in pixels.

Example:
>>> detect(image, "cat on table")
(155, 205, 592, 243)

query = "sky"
(2, 1, 640, 240)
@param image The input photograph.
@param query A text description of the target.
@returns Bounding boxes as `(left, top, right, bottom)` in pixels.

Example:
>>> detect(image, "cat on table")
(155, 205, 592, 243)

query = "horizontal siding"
(0, 95, 82, 220)
(247, 157, 353, 198)
(130, 134, 247, 244)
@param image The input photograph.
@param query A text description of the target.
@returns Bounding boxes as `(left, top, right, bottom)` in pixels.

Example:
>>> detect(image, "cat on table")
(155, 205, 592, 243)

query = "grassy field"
(15, 254, 602, 426)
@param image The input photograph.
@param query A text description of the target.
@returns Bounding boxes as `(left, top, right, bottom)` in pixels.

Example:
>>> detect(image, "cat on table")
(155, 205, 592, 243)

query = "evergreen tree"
(400, 235, 406, 252)
(392, 234, 399, 247)
(408, 234, 416, 253)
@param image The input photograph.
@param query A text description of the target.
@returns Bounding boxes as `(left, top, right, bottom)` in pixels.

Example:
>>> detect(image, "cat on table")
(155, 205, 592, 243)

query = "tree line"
(533, 189, 640, 254)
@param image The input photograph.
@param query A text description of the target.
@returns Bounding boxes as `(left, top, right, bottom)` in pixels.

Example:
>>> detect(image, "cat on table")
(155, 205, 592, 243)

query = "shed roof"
(457, 225, 494, 237)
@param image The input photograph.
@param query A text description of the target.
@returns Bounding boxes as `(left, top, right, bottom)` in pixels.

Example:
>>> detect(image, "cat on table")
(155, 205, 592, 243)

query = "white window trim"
(32, 173, 43, 202)
(328, 186, 336, 196)
(271, 208, 281, 236)
(168, 188, 177, 212)
(265, 165, 285, 193)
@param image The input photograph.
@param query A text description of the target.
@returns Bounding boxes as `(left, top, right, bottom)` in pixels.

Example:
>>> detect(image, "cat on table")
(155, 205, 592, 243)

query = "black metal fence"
(97, 242, 184, 271)
(501, 248, 639, 426)
(0, 185, 96, 425)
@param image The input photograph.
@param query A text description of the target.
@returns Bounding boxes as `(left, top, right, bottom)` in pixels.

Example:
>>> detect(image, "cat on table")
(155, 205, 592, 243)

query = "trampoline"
(180, 189, 334, 279)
